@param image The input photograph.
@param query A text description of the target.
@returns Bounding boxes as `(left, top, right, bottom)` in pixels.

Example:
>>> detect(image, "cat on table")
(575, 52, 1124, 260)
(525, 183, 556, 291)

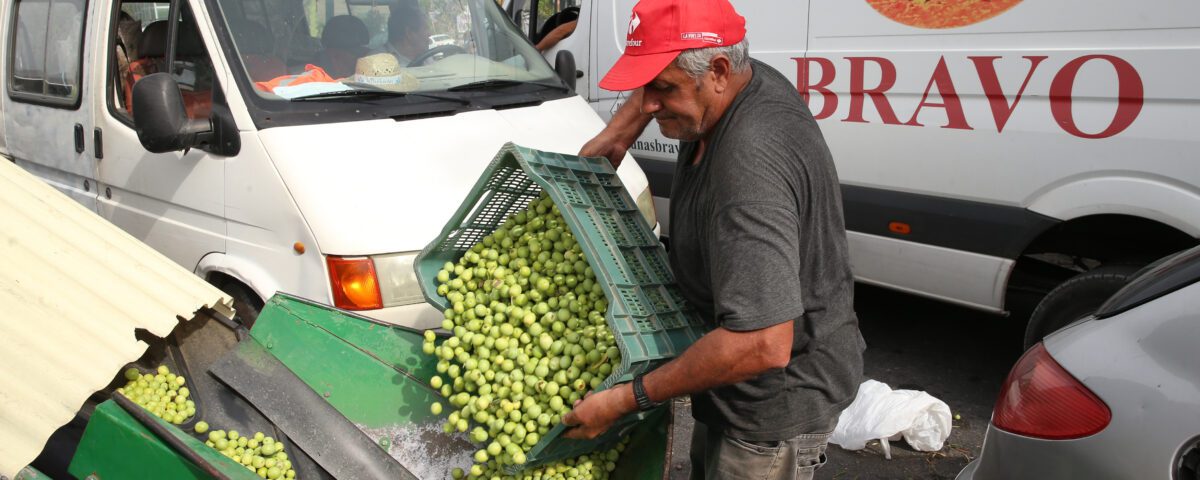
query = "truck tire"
(218, 283, 263, 329)
(1023, 264, 1142, 349)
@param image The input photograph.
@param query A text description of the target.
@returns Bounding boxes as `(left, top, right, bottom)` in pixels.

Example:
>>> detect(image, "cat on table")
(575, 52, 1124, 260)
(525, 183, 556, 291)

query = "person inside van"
(560, 0, 865, 479)
(317, 15, 370, 78)
(232, 20, 287, 82)
(113, 11, 141, 113)
(381, 3, 430, 66)
(533, 6, 578, 52)
(127, 13, 215, 119)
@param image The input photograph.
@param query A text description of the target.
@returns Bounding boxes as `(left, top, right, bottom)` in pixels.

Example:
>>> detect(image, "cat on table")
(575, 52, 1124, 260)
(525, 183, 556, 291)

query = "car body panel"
(958, 280, 1200, 479)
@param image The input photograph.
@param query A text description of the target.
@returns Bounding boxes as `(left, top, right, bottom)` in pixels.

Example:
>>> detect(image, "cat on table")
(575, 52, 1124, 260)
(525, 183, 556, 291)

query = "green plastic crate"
(414, 142, 707, 471)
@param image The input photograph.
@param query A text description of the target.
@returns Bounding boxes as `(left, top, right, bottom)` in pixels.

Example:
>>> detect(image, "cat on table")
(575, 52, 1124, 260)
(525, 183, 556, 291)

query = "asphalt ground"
(666, 283, 1030, 480)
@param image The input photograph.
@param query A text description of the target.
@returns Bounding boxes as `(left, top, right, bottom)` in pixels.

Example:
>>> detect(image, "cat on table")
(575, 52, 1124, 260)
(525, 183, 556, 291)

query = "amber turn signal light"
(327, 256, 383, 310)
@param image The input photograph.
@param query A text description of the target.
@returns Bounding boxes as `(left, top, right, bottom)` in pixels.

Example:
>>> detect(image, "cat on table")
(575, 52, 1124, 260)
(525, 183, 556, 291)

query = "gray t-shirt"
(668, 60, 865, 441)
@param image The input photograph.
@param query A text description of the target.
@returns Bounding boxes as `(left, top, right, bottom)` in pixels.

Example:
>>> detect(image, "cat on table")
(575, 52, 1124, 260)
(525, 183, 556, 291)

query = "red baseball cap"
(598, 0, 747, 91)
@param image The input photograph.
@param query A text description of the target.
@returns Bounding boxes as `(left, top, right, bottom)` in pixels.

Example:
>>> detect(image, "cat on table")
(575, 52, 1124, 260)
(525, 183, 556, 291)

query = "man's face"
(640, 63, 714, 141)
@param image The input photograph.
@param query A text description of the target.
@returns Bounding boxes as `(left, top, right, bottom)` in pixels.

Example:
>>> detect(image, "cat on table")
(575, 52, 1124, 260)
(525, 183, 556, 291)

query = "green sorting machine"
(31, 145, 706, 479)
(56, 294, 673, 480)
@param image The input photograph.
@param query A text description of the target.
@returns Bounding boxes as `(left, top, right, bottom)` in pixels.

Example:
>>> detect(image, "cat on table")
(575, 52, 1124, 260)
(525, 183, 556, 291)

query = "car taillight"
(327, 256, 382, 310)
(993, 343, 1111, 440)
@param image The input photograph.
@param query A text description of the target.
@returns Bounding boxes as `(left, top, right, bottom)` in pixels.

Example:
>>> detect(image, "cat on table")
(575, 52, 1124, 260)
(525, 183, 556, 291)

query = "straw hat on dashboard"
(352, 53, 419, 91)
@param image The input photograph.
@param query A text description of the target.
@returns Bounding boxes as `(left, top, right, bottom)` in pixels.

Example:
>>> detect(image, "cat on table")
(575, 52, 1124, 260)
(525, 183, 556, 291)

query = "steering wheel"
(408, 44, 468, 67)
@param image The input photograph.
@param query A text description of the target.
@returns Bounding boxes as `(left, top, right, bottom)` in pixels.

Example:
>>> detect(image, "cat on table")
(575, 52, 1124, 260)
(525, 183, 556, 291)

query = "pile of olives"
(424, 192, 625, 478)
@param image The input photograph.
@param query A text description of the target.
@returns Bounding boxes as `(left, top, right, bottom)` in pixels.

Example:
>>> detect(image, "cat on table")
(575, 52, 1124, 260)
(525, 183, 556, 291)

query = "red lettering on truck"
(904, 56, 972, 130)
(792, 54, 1144, 138)
(970, 55, 1047, 134)
(1049, 55, 1144, 139)
(844, 57, 903, 125)
(796, 57, 838, 119)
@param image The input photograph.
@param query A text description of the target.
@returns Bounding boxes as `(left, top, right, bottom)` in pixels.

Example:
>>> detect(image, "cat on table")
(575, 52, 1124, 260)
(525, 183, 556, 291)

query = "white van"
(1, 0, 655, 330)
(512, 0, 1200, 345)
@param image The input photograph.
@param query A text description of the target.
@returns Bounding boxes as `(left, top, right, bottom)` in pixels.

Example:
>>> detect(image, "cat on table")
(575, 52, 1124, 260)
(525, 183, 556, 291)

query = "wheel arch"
(1025, 174, 1200, 239)
(1005, 213, 1198, 316)
(1022, 213, 1197, 264)
(194, 252, 278, 306)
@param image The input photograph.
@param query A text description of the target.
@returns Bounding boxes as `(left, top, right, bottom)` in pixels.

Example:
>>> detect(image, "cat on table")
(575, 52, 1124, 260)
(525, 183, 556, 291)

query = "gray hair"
(673, 38, 750, 79)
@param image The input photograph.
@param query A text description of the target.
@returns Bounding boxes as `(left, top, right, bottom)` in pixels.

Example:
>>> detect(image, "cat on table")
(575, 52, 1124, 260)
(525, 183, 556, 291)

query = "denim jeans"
(690, 421, 832, 480)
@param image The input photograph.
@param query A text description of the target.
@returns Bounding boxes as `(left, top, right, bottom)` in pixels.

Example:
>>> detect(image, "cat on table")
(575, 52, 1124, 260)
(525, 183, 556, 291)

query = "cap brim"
(598, 50, 681, 91)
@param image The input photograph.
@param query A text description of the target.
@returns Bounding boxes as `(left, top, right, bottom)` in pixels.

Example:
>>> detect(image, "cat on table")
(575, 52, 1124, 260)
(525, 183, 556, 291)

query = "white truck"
(1, 0, 655, 330)
(510, 0, 1200, 346)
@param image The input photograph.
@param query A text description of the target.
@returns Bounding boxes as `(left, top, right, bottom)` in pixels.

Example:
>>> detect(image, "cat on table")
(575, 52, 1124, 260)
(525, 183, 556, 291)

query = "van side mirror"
(554, 50, 577, 94)
(132, 73, 211, 153)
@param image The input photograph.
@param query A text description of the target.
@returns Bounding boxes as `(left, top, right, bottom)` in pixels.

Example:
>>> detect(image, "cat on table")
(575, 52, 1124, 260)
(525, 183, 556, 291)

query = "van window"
(122, 2, 172, 24)
(108, 1, 216, 122)
(533, 0, 578, 42)
(508, 0, 578, 39)
(7, 0, 87, 107)
(213, 0, 563, 112)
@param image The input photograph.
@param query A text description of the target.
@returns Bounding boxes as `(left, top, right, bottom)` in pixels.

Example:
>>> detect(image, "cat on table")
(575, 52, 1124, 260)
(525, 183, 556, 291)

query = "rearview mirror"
(132, 73, 211, 153)
(555, 50, 577, 94)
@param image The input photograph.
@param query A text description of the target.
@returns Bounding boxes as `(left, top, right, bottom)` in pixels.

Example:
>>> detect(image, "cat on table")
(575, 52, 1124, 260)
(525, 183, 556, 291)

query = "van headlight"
(327, 252, 425, 310)
(636, 185, 657, 229)
(372, 252, 427, 306)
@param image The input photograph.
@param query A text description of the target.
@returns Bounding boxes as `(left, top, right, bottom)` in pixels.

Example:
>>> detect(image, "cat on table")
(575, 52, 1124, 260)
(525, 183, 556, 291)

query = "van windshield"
(214, 0, 561, 105)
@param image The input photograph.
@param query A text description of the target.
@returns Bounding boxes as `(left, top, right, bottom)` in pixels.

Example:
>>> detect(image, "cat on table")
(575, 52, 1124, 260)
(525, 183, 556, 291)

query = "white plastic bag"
(830, 379, 953, 457)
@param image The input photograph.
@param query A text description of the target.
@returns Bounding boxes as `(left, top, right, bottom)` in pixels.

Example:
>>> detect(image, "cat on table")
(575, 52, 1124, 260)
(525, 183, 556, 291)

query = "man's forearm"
(578, 89, 654, 166)
(641, 321, 793, 404)
(607, 89, 653, 143)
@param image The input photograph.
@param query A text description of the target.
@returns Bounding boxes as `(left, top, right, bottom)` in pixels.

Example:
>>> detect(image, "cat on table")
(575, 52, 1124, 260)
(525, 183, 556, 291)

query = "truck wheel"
(1023, 264, 1141, 349)
(218, 283, 263, 329)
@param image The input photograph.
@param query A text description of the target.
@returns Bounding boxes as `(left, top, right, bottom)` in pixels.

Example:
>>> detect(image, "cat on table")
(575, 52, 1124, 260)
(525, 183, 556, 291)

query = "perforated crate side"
(417, 144, 708, 473)
(414, 148, 544, 312)
(513, 145, 708, 388)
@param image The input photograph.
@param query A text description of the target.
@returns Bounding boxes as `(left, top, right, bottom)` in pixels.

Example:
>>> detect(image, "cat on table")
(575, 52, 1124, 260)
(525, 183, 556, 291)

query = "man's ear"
(709, 55, 733, 93)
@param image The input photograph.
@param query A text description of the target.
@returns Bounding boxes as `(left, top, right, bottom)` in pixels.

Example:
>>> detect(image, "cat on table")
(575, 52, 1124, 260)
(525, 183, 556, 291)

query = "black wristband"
(632, 373, 659, 412)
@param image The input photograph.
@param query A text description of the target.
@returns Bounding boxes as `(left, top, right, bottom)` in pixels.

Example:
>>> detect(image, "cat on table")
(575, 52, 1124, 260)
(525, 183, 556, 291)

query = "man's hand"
(561, 383, 637, 440)
(579, 129, 633, 169)
(579, 89, 652, 169)
(560, 322, 792, 439)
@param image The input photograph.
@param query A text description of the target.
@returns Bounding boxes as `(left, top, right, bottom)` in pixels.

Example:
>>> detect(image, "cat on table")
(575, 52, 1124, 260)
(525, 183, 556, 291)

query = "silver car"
(957, 246, 1200, 480)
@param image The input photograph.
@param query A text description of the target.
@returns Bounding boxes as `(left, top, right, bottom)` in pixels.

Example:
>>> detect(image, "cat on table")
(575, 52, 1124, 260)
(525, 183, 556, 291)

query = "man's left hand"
(561, 383, 636, 439)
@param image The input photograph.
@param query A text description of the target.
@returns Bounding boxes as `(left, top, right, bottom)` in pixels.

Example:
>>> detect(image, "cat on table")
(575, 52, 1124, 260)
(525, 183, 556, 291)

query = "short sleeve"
(708, 202, 806, 331)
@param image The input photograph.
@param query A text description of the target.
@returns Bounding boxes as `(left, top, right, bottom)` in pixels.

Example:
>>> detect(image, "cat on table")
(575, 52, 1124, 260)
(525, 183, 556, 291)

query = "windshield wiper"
(447, 79, 570, 93)
(292, 83, 469, 104)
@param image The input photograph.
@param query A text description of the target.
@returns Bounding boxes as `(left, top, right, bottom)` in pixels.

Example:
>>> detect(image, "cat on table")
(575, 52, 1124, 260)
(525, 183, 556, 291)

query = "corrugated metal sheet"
(0, 159, 235, 477)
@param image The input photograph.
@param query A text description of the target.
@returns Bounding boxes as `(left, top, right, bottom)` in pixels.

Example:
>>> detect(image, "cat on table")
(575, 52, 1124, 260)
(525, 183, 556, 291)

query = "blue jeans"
(690, 422, 832, 480)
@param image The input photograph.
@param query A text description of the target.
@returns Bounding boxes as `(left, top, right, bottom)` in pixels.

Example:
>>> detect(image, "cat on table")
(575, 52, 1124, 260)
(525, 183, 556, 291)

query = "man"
(560, 0, 865, 479)
(381, 3, 429, 66)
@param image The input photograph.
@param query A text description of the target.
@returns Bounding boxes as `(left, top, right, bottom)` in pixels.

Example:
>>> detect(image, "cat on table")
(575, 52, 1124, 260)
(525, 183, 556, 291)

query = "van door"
(94, 0, 226, 270)
(3, 0, 99, 210)
(806, 0, 1200, 313)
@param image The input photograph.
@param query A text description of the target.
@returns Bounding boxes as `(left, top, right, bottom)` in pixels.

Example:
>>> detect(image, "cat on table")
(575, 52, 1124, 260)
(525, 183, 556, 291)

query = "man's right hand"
(579, 89, 653, 169)
(579, 129, 632, 169)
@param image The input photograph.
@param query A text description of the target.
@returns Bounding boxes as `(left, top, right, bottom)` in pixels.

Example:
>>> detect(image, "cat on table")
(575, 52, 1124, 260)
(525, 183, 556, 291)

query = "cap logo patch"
(681, 32, 723, 45)
(626, 12, 643, 46)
